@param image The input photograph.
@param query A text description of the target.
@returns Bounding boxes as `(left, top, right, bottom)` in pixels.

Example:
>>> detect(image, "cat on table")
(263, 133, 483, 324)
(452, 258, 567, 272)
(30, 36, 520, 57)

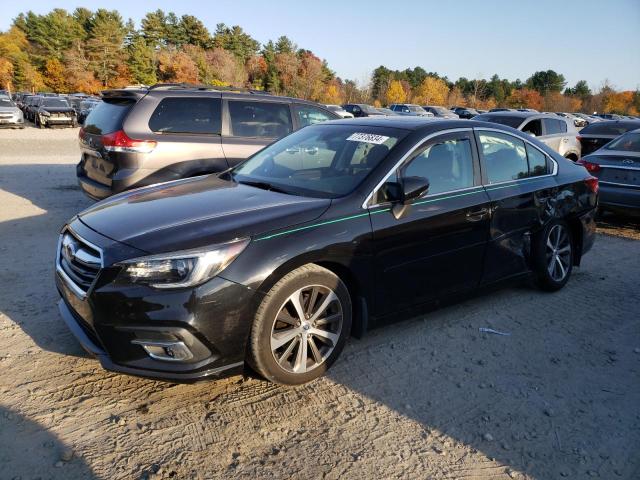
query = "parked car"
(77, 99, 101, 124)
(325, 104, 354, 118)
(376, 107, 398, 116)
(596, 113, 623, 120)
(342, 104, 385, 117)
(389, 104, 433, 116)
(34, 97, 77, 128)
(452, 107, 479, 119)
(56, 117, 597, 384)
(24, 96, 43, 122)
(422, 105, 459, 118)
(77, 84, 340, 200)
(0, 96, 25, 128)
(572, 113, 601, 126)
(555, 112, 586, 128)
(517, 108, 539, 113)
(474, 112, 581, 160)
(578, 128, 640, 215)
(577, 120, 640, 156)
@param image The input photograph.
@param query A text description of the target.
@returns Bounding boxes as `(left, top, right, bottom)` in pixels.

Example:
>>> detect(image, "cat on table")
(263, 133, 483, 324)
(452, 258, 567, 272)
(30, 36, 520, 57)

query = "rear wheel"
(248, 264, 351, 385)
(532, 220, 573, 291)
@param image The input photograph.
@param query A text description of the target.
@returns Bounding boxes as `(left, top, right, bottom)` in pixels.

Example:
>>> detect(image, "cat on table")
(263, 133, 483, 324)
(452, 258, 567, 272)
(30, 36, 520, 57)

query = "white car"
(0, 96, 25, 128)
(325, 105, 354, 118)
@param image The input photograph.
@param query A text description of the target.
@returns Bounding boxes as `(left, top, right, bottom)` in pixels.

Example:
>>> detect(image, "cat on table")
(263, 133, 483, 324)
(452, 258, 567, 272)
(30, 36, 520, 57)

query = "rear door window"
(543, 118, 566, 135)
(228, 101, 292, 138)
(83, 99, 134, 135)
(149, 97, 222, 134)
(478, 131, 529, 183)
(294, 104, 335, 127)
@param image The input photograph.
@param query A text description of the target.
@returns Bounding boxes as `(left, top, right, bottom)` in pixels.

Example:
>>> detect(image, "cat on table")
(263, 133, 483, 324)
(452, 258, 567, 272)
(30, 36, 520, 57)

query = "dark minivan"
(77, 84, 339, 200)
(577, 120, 640, 156)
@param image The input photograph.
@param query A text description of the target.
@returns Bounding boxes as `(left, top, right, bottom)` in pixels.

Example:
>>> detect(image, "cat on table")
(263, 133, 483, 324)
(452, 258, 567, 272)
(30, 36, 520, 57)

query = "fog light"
(131, 340, 194, 362)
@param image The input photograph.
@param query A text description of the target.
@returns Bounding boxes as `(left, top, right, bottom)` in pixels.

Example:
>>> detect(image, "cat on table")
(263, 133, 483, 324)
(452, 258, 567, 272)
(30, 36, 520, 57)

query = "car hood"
(39, 106, 75, 114)
(0, 106, 19, 114)
(78, 175, 331, 254)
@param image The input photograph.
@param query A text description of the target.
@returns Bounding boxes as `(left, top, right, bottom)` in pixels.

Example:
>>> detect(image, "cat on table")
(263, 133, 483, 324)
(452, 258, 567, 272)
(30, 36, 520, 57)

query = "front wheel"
(248, 264, 352, 385)
(532, 220, 573, 291)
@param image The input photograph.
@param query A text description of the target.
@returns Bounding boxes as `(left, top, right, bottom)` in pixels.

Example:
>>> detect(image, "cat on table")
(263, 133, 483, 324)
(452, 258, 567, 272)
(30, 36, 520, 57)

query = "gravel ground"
(1, 126, 639, 480)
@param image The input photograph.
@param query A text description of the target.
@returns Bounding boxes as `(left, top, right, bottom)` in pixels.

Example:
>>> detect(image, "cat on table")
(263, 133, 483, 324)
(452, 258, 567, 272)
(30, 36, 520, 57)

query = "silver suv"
(474, 112, 581, 160)
(77, 84, 339, 200)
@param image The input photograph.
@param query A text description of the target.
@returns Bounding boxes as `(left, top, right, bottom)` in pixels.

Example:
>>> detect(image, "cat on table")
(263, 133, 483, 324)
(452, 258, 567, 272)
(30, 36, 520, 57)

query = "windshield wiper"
(237, 180, 292, 195)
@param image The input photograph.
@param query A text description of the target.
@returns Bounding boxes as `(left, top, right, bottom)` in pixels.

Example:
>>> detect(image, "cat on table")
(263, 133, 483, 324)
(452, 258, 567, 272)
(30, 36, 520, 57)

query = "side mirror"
(402, 176, 430, 203)
(527, 131, 536, 137)
(385, 176, 430, 204)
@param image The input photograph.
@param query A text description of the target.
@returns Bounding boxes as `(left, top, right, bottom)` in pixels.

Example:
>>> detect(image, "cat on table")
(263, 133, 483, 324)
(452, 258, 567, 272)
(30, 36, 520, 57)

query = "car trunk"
(593, 155, 640, 186)
(79, 98, 136, 186)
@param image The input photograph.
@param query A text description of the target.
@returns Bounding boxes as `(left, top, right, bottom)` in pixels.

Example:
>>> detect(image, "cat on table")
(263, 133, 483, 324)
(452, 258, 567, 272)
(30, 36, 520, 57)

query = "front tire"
(248, 264, 352, 385)
(532, 220, 573, 291)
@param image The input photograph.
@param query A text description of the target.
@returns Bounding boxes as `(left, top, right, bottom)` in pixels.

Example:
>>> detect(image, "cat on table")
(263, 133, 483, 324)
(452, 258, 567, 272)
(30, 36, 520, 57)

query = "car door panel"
(475, 129, 559, 284)
(369, 130, 490, 314)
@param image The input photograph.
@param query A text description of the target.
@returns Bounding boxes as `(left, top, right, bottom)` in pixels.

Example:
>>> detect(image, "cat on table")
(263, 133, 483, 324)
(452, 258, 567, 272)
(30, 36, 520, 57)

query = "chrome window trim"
(597, 165, 640, 171)
(361, 128, 473, 209)
(56, 226, 104, 300)
(599, 180, 640, 188)
(362, 126, 559, 209)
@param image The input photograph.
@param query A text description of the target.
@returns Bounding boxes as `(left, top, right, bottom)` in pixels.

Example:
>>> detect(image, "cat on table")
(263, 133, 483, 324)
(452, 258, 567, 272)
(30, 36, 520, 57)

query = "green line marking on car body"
(255, 180, 547, 241)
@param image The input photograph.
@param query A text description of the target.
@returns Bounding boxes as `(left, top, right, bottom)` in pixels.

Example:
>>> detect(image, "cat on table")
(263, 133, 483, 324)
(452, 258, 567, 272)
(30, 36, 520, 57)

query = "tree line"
(0, 8, 638, 115)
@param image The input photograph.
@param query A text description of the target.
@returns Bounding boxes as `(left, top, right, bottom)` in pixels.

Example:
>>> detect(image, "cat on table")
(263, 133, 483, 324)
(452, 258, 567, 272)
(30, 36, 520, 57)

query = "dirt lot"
(0, 126, 639, 480)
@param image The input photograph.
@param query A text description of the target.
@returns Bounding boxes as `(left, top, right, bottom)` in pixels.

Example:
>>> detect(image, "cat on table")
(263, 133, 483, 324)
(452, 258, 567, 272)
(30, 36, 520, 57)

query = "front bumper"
(55, 221, 259, 382)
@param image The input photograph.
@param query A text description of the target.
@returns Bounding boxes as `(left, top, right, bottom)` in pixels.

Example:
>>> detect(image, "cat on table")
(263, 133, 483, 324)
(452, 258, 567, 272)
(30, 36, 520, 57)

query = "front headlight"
(115, 239, 249, 289)
(40, 111, 51, 117)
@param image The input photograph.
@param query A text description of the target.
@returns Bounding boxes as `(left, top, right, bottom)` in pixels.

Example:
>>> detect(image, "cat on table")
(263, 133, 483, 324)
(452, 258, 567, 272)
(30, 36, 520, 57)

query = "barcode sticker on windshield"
(346, 133, 390, 144)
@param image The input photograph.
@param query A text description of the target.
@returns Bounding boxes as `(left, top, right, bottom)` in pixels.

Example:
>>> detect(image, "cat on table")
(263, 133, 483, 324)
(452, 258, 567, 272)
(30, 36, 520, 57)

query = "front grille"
(57, 229, 103, 296)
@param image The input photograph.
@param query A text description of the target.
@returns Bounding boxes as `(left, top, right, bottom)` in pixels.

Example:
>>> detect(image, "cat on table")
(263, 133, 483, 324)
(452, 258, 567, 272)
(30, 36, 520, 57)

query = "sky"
(3, 0, 639, 91)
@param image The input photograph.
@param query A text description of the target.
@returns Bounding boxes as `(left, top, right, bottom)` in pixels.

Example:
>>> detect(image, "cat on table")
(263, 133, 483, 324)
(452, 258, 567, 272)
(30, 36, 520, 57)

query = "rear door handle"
(466, 208, 489, 221)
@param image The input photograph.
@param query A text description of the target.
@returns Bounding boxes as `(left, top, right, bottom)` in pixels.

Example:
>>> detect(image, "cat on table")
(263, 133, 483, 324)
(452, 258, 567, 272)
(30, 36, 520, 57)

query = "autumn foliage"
(0, 8, 638, 116)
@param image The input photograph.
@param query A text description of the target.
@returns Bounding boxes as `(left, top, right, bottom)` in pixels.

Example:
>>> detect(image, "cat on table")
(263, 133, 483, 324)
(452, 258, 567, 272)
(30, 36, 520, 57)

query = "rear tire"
(248, 264, 352, 385)
(532, 220, 573, 291)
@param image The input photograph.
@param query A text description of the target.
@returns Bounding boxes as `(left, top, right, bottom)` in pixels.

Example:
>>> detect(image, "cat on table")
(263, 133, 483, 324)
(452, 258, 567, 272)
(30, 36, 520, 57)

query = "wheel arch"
(254, 253, 373, 339)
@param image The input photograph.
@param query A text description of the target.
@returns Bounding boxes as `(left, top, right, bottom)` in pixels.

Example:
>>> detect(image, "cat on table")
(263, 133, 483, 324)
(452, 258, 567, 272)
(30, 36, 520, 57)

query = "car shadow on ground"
(0, 406, 98, 478)
(0, 163, 93, 358)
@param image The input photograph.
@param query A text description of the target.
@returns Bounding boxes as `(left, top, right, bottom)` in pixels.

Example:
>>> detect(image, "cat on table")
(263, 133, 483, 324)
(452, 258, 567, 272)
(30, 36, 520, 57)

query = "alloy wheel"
(546, 224, 571, 282)
(270, 285, 343, 374)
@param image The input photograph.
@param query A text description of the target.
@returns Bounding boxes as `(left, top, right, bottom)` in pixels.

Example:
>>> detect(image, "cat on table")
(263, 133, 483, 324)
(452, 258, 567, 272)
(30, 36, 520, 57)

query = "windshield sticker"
(346, 133, 390, 144)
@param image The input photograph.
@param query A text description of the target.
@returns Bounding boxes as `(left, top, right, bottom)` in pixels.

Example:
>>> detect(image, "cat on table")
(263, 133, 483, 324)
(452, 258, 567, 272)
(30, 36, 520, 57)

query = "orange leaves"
(506, 88, 543, 111)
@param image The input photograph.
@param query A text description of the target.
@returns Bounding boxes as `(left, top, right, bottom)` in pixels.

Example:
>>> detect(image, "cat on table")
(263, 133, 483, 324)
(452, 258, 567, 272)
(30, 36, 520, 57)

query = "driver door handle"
(466, 208, 489, 221)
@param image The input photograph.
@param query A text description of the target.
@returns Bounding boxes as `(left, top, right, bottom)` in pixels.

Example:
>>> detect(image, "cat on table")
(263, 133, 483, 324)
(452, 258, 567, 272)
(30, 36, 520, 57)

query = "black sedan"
(579, 128, 640, 214)
(56, 117, 598, 384)
(578, 120, 640, 156)
(34, 97, 77, 128)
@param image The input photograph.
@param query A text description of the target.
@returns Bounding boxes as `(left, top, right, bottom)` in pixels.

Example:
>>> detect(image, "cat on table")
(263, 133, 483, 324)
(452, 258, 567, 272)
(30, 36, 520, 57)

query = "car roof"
(322, 116, 520, 133)
(101, 84, 327, 106)
(477, 111, 563, 121)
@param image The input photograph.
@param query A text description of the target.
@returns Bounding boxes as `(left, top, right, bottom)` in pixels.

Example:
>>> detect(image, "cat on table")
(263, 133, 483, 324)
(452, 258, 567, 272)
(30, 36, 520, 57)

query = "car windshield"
(43, 98, 69, 108)
(0, 98, 14, 107)
(474, 114, 524, 129)
(604, 132, 640, 152)
(430, 106, 449, 114)
(231, 124, 407, 198)
(582, 121, 640, 136)
(361, 105, 379, 114)
(409, 105, 426, 113)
